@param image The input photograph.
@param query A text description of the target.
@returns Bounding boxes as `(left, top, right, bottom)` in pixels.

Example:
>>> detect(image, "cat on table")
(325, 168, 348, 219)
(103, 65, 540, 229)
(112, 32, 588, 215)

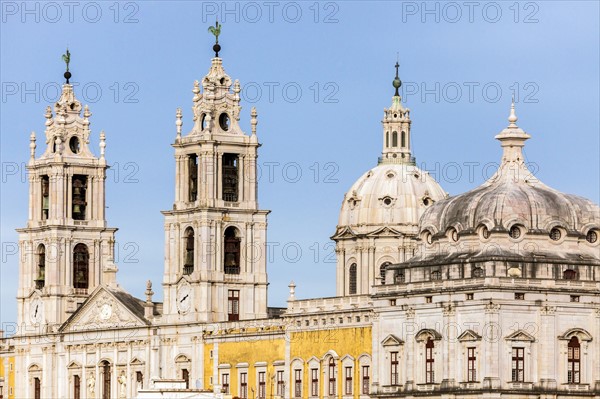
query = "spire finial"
(208, 20, 222, 57)
(29, 131, 36, 160)
(508, 96, 518, 126)
(392, 59, 402, 97)
(176, 108, 183, 139)
(62, 48, 72, 83)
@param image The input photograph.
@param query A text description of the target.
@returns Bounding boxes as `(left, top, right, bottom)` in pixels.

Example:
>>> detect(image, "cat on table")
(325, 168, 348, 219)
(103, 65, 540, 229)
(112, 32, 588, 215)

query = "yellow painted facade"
(290, 327, 372, 399)
(205, 328, 286, 398)
(0, 355, 15, 399)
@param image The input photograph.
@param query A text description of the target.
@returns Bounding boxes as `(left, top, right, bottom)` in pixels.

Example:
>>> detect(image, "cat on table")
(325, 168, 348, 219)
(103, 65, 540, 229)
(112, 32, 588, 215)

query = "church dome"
(338, 162, 447, 235)
(419, 103, 600, 248)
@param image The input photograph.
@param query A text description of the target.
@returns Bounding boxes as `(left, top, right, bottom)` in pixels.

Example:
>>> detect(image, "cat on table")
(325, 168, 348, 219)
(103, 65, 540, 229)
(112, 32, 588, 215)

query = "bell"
(73, 204, 81, 214)
(224, 254, 237, 267)
(74, 187, 81, 195)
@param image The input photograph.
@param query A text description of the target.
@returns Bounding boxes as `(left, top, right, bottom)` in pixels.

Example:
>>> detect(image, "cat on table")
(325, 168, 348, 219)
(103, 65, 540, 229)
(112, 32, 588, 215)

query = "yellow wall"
(0, 356, 15, 399)
(290, 327, 372, 399)
(210, 335, 285, 398)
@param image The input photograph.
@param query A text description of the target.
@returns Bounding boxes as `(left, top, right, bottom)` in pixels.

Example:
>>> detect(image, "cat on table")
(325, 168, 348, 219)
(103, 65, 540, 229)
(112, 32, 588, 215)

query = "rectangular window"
(228, 290, 240, 321)
(222, 373, 229, 394)
(294, 369, 302, 398)
(222, 153, 239, 202)
(426, 339, 435, 384)
(41, 175, 49, 220)
(182, 369, 189, 389)
(511, 348, 524, 382)
(515, 293, 525, 300)
(467, 347, 476, 382)
(188, 154, 198, 202)
(276, 370, 285, 397)
(345, 366, 353, 395)
(328, 360, 336, 395)
(425, 296, 433, 303)
(310, 368, 318, 397)
(34, 377, 41, 399)
(570, 295, 580, 302)
(362, 365, 370, 395)
(72, 175, 87, 220)
(390, 351, 399, 385)
(258, 371, 266, 399)
(568, 339, 581, 384)
(240, 372, 248, 399)
(136, 371, 144, 389)
(74, 374, 81, 399)
(466, 293, 474, 300)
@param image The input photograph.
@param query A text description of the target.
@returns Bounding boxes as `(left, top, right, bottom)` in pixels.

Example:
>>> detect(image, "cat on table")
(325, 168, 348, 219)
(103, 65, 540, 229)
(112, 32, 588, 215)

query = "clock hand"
(180, 294, 189, 302)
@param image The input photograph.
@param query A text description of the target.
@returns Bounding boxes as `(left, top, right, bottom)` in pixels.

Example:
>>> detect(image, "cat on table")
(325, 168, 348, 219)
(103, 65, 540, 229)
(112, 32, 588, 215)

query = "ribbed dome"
(338, 162, 447, 235)
(420, 104, 600, 240)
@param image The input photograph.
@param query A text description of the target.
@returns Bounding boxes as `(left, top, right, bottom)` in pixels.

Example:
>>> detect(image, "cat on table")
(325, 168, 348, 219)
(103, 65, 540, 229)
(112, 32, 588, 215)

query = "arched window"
(101, 361, 111, 399)
(380, 262, 390, 284)
(72, 175, 87, 220)
(563, 269, 577, 280)
(392, 131, 398, 147)
(183, 227, 194, 275)
(35, 244, 46, 289)
(224, 226, 241, 274)
(386, 132, 390, 148)
(567, 336, 580, 383)
(349, 263, 357, 294)
(73, 244, 89, 290)
(401, 131, 406, 147)
(425, 338, 435, 383)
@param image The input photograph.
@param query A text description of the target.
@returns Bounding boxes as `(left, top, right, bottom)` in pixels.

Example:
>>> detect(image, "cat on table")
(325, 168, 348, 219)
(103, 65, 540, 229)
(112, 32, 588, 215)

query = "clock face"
(176, 284, 192, 313)
(30, 298, 43, 324)
(99, 303, 113, 320)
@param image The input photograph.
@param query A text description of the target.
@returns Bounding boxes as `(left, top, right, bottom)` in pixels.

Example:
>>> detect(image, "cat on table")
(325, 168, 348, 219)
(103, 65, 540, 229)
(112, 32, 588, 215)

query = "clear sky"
(1, 1, 599, 327)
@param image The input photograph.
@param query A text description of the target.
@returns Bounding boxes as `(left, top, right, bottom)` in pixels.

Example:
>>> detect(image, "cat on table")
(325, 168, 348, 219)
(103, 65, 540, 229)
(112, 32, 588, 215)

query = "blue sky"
(1, 1, 599, 326)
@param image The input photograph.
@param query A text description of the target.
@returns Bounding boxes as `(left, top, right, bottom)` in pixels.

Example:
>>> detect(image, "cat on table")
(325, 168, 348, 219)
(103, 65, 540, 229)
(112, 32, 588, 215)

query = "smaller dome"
(338, 162, 447, 235)
(420, 104, 600, 247)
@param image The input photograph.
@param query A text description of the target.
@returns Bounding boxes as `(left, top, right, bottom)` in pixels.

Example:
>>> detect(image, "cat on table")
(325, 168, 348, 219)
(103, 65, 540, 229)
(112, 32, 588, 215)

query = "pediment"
(366, 226, 403, 238)
(505, 330, 535, 342)
(331, 226, 357, 240)
(382, 334, 404, 346)
(60, 285, 150, 333)
(457, 329, 482, 342)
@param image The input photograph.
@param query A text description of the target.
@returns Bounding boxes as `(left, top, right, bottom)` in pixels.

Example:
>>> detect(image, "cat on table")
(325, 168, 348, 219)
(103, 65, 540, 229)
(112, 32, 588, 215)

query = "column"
(238, 154, 245, 203)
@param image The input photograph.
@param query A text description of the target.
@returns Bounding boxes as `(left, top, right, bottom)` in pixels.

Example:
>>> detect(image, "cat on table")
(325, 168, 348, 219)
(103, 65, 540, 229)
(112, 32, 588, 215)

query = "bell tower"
(16, 52, 118, 332)
(162, 29, 269, 323)
(381, 62, 413, 164)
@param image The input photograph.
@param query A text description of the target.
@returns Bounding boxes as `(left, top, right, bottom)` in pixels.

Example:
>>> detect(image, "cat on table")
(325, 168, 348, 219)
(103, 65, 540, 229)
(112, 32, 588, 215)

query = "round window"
(481, 226, 490, 239)
(550, 228, 561, 241)
(69, 136, 80, 154)
(383, 197, 392, 206)
(586, 230, 598, 244)
(219, 113, 230, 131)
(509, 225, 521, 239)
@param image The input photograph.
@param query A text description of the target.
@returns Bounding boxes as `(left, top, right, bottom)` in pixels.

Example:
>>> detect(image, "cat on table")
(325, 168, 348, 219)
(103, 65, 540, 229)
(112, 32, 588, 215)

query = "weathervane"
(208, 20, 222, 57)
(62, 48, 72, 83)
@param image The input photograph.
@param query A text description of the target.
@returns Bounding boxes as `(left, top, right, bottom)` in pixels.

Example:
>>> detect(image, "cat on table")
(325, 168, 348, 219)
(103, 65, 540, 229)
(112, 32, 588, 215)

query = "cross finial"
(392, 59, 402, 97)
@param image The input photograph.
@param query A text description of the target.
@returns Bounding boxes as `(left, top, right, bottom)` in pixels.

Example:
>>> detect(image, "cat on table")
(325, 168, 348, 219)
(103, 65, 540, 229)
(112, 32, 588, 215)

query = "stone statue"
(118, 372, 127, 398)
(87, 372, 96, 398)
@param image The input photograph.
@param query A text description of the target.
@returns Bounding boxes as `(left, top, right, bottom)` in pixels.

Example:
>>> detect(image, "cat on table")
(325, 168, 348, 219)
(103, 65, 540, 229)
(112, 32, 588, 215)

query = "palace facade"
(0, 40, 599, 399)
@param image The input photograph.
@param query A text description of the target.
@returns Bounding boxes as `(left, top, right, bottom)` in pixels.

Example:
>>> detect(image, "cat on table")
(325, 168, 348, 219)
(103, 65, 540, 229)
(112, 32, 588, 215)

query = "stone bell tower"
(16, 54, 118, 332)
(162, 31, 269, 323)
